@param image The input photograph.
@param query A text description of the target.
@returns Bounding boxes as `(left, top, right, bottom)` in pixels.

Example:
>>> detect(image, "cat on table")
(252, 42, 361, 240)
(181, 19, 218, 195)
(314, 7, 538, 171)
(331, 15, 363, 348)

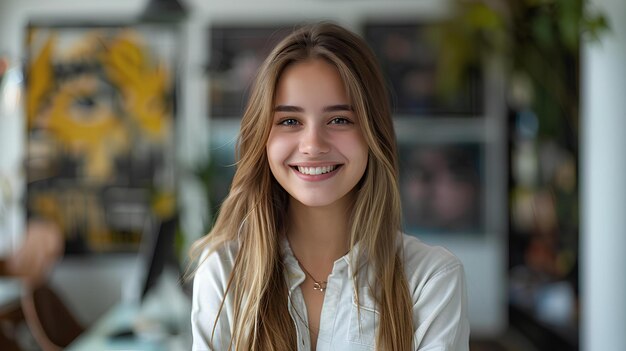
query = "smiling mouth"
(292, 165, 341, 175)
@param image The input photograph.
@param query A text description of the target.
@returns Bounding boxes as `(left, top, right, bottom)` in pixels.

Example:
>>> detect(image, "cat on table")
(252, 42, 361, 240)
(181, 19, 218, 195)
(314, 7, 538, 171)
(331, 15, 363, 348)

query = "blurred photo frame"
(363, 21, 483, 116)
(399, 142, 485, 235)
(207, 24, 296, 118)
(24, 21, 178, 254)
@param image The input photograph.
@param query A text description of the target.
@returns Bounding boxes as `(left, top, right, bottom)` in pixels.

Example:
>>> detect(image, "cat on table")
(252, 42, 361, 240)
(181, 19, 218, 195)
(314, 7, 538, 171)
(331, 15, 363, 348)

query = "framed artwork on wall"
(363, 22, 483, 117)
(399, 141, 485, 235)
(24, 21, 178, 254)
(207, 24, 295, 118)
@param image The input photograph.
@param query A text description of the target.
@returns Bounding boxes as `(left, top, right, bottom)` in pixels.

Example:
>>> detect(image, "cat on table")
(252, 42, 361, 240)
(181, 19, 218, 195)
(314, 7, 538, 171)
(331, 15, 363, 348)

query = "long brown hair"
(190, 22, 413, 350)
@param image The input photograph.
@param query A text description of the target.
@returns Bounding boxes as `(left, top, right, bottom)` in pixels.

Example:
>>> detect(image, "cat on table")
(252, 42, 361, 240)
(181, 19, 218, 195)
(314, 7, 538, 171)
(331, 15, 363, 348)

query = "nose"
(299, 125, 330, 156)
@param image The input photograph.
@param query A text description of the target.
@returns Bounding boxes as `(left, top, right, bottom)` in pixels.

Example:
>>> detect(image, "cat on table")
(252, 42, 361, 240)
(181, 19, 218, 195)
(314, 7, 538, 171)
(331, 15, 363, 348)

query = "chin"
(292, 197, 338, 208)
(288, 189, 354, 209)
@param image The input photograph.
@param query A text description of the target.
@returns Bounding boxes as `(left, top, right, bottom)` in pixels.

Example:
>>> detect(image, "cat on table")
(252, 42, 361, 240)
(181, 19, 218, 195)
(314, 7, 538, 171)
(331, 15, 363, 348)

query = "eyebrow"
(273, 104, 354, 113)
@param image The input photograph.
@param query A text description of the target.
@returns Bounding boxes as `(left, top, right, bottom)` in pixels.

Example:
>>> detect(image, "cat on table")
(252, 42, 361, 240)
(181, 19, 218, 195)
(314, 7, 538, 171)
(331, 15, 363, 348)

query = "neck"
(286, 195, 353, 265)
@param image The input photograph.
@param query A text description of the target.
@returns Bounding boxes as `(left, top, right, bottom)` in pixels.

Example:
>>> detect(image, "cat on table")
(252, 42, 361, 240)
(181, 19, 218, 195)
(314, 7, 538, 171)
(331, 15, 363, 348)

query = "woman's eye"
(279, 118, 299, 126)
(329, 117, 352, 125)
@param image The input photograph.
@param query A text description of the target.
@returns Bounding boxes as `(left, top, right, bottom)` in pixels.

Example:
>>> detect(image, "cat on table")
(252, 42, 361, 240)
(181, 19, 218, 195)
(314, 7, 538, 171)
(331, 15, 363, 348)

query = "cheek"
(266, 134, 291, 170)
(342, 134, 369, 169)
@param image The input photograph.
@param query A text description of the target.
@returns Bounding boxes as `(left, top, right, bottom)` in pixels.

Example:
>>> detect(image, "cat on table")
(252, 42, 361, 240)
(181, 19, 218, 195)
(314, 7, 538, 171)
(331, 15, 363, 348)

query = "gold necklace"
(296, 260, 327, 293)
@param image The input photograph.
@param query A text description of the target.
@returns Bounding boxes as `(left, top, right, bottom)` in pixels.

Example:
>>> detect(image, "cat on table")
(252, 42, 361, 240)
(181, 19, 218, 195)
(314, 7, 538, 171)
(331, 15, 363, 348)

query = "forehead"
(274, 58, 350, 108)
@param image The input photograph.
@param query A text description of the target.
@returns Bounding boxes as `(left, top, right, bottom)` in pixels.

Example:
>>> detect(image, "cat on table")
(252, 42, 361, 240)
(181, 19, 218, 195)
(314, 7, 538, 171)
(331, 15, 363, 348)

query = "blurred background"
(0, 0, 624, 350)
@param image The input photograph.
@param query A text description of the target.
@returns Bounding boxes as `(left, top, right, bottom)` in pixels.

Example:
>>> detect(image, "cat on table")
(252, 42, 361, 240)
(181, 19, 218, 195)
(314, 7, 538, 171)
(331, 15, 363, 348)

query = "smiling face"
(266, 58, 369, 209)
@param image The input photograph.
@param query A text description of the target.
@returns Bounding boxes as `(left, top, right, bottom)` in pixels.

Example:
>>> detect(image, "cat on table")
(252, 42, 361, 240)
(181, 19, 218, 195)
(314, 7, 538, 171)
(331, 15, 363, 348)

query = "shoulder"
(198, 240, 239, 267)
(195, 240, 239, 274)
(401, 234, 462, 271)
(400, 234, 465, 294)
(194, 240, 239, 293)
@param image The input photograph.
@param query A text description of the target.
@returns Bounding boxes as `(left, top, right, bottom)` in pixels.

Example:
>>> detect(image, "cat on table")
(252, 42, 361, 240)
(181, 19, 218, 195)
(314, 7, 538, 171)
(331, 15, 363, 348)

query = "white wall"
(581, 0, 626, 349)
(0, 0, 506, 334)
(0, 59, 25, 255)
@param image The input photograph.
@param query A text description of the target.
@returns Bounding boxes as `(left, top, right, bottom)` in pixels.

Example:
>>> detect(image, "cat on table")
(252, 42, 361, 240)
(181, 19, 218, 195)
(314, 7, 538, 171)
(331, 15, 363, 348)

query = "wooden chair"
(0, 331, 22, 351)
(20, 283, 84, 351)
(5, 220, 83, 350)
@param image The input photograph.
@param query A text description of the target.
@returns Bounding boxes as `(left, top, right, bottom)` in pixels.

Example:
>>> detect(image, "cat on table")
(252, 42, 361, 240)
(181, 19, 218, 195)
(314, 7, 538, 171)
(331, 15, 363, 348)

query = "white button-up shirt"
(191, 234, 469, 350)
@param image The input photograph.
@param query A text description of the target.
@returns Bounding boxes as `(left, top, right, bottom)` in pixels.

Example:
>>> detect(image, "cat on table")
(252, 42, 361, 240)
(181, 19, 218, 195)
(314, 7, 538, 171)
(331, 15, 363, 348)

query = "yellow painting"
(25, 23, 177, 254)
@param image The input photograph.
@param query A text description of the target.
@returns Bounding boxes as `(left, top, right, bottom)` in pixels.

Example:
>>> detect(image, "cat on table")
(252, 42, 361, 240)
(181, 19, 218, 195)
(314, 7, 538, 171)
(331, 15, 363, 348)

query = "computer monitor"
(108, 214, 182, 340)
(138, 214, 179, 301)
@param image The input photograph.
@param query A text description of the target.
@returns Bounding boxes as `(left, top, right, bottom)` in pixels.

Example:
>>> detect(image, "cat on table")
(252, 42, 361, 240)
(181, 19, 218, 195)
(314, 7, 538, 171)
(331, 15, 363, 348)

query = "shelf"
(393, 116, 488, 143)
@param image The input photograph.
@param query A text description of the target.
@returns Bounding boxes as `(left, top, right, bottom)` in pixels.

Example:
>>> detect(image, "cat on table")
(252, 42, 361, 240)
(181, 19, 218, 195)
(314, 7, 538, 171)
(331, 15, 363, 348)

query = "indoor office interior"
(0, 0, 623, 350)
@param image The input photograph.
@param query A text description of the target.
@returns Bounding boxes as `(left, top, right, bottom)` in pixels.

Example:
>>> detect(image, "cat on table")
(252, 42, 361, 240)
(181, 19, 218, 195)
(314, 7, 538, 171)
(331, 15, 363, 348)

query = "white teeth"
(297, 165, 337, 175)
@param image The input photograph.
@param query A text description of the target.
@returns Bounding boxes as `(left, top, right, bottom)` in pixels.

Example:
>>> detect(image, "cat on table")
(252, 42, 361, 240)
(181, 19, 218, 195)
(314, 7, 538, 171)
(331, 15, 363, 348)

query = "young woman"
(190, 23, 469, 351)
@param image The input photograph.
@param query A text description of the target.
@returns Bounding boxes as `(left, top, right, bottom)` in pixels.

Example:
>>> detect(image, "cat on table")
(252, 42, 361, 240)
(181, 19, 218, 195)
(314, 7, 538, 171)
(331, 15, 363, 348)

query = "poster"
(207, 25, 294, 117)
(25, 22, 177, 254)
(399, 142, 484, 235)
(364, 22, 483, 116)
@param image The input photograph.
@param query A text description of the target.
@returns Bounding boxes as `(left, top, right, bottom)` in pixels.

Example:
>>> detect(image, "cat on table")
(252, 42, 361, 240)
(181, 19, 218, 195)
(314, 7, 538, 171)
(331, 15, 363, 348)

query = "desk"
(66, 263, 192, 351)
(67, 301, 191, 351)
